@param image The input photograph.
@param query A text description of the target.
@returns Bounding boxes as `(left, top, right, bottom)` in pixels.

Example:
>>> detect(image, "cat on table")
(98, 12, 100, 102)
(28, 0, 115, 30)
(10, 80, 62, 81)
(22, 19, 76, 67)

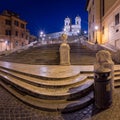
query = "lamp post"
(95, 26, 98, 44)
(40, 31, 46, 44)
(40, 31, 43, 39)
(84, 30, 87, 34)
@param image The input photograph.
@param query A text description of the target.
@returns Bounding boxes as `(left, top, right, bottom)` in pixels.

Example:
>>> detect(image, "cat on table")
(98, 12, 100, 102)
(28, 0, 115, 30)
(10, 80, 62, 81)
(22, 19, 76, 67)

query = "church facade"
(47, 16, 81, 39)
(64, 16, 81, 36)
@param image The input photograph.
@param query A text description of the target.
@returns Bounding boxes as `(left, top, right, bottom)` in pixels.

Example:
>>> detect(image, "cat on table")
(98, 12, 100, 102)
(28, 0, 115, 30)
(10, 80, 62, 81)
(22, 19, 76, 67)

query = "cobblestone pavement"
(0, 85, 120, 120)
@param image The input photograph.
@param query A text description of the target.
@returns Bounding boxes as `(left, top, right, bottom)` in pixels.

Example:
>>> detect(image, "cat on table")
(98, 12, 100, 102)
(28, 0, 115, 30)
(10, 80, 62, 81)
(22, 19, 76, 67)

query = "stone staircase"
(80, 69, 120, 88)
(113, 70, 120, 88)
(101, 43, 118, 52)
(0, 65, 94, 113)
(0, 43, 96, 65)
(0, 62, 120, 113)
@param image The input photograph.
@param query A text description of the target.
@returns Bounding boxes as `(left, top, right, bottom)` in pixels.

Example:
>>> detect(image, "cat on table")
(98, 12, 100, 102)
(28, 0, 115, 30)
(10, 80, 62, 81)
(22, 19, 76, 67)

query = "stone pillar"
(94, 50, 114, 90)
(60, 34, 70, 65)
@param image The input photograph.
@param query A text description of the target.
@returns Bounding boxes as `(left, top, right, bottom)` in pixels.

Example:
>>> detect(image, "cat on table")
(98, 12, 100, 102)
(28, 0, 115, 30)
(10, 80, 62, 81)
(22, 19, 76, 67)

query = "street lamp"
(63, 28, 66, 32)
(40, 31, 43, 35)
(40, 31, 46, 44)
(84, 30, 87, 34)
(95, 26, 98, 44)
(40, 31, 43, 38)
(77, 30, 80, 34)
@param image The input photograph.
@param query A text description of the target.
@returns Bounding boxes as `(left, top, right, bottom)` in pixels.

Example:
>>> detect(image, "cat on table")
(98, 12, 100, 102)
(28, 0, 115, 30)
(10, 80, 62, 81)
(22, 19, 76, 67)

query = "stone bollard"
(94, 50, 114, 109)
(94, 50, 114, 90)
(60, 34, 70, 65)
(94, 68, 112, 109)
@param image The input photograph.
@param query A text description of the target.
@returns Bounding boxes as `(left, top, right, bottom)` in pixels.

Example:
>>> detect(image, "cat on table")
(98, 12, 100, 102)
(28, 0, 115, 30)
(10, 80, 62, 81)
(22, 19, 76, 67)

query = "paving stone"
(1, 82, 120, 120)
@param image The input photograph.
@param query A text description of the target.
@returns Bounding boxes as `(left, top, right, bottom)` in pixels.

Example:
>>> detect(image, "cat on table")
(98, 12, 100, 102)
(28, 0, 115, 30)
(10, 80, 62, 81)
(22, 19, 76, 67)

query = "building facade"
(47, 16, 81, 40)
(64, 16, 81, 35)
(0, 10, 31, 51)
(86, 0, 120, 48)
(86, 0, 101, 44)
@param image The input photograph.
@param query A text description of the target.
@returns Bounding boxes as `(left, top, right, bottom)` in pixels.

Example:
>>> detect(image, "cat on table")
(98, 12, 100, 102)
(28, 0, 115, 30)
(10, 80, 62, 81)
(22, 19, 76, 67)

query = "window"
(26, 36, 28, 40)
(89, 8, 91, 14)
(7, 41, 10, 45)
(21, 33, 24, 38)
(89, 35, 91, 40)
(15, 31, 18, 36)
(102, 26, 104, 34)
(93, 15, 94, 22)
(101, 0, 105, 16)
(14, 20, 19, 26)
(5, 30, 11, 36)
(22, 42, 24, 46)
(76, 21, 79, 25)
(93, 31, 94, 39)
(5, 19, 11, 25)
(89, 22, 91, 29)
(116, 29, 119, 32)
(16, 41, 18, 46)
(92, 0, 94, 5)
(115, 13, 119, 25)
(21, 23, 25, 28)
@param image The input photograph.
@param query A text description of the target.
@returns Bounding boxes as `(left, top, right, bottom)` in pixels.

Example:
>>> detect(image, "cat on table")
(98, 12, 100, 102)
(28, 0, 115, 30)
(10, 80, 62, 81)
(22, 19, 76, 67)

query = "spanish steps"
(0, 42, 97, 65)
(0, 42, 119, 113)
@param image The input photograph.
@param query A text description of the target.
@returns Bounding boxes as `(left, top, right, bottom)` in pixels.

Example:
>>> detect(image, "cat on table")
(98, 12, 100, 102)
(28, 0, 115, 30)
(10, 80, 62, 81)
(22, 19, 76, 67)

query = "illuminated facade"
(64, 16, 81, 35)
(86, 0, 101, 43)
(47, 16, 81, 39)
(86, 0, 120, 48)
(0, 10, 30, 51)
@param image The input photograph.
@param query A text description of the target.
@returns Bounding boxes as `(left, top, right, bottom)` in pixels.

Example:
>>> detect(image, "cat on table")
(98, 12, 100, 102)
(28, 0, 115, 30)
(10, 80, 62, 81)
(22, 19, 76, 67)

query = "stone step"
(80, 70, 94, 79)
(114, 83, 120, 88)
(81, 70, 120, 79)
(80, 71, 93, 74)
(80, 73, 94, 79)
(0, 66, 80, 80)
(114, 71, 120, 77)
(0, 68, 87, 88)
(0, 72, 94, 100)
(0, 80, 94, 113)
(114, 76, 120, 82)
(111, 76, 120, 88)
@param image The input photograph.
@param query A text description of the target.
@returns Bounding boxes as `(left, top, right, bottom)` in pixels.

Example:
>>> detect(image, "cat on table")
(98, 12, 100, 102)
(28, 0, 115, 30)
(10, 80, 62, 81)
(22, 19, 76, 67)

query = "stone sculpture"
(60, 33, 70, 65)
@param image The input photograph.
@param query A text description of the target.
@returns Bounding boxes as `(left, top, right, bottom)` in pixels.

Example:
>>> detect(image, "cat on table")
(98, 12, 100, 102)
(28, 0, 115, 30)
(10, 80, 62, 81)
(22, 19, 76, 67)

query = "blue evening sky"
(0, 0, 88, 36)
